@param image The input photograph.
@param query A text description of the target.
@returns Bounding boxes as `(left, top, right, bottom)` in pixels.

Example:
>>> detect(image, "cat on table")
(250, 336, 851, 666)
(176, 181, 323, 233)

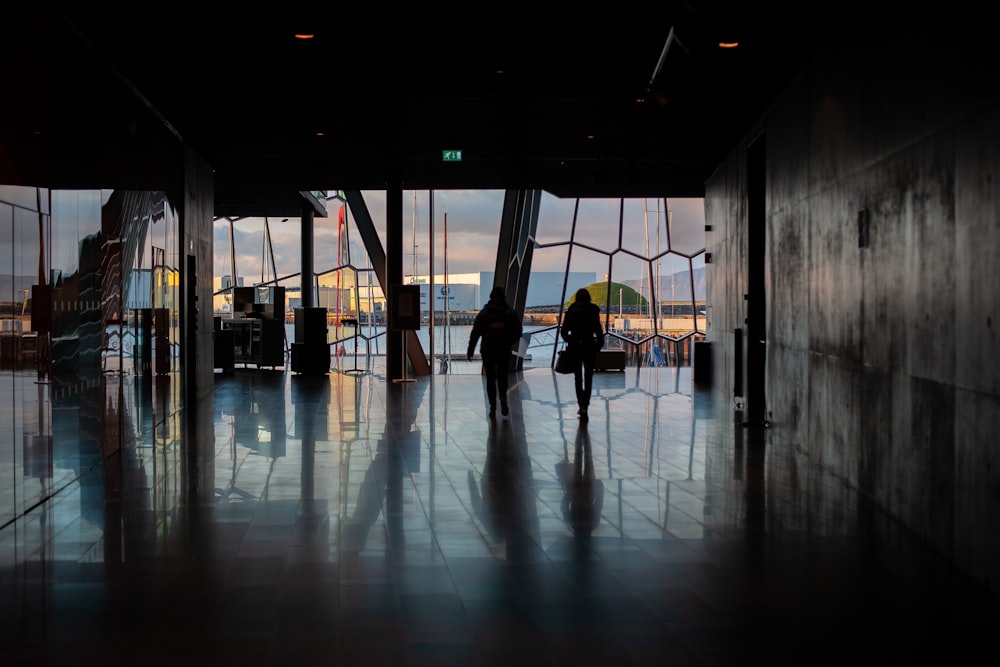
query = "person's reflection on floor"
(467, 419, 540, 561)
(556, 423, 604, 538)
(340, 443, 388, 554)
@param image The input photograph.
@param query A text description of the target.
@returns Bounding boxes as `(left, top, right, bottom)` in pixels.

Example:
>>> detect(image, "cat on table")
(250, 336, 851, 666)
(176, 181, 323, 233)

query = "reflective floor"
(0, 364, 996, 665)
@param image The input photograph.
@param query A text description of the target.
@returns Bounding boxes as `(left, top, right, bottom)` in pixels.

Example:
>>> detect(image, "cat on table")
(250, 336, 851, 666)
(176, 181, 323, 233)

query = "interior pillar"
(386, 179, 403, 381)
(301, 207, 314, 308)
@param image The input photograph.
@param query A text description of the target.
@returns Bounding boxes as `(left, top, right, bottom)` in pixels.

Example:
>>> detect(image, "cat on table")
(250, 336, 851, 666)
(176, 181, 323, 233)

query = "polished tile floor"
(0, 363, 996, 665)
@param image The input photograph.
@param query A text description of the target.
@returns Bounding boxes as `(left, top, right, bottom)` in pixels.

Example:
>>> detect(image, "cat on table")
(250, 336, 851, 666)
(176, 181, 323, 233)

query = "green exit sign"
(442, 150, 463, 162)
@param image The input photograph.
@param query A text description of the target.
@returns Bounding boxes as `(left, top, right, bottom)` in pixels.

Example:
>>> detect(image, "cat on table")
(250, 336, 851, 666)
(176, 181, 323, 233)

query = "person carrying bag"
(559, 288, 604, 421)
(555, 346, 576, 374)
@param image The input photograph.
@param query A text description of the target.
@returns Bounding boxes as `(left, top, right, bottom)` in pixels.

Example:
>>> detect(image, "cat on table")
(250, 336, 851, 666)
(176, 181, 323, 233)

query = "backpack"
(483, 305, 515, 352)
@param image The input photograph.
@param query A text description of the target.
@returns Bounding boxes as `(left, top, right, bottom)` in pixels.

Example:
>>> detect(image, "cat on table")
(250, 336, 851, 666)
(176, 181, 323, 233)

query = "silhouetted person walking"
(560, 287, 604, 420)
(468, 286, 522, 419)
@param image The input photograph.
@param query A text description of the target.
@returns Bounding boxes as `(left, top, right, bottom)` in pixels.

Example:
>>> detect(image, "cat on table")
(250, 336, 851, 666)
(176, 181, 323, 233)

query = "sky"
(214, 190, 705, 287)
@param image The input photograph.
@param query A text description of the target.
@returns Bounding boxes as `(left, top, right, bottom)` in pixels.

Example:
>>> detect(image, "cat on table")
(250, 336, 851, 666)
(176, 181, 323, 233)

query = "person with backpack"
(467, 286, 523, 419)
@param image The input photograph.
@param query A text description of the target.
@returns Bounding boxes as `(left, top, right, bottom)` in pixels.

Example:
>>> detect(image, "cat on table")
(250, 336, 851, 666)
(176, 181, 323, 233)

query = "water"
(284, 323, 561, 374)
(281, 321, 690, 375)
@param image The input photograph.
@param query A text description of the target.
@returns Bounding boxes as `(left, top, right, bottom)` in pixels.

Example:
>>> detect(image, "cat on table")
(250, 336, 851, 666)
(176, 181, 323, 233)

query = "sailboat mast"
(443, 211, 449, 360)
(656, 198, 663, 324)
(642, 200, 649, 318)
(262, 218, 268, 284)
(335, 208, 343, 342)
(410, 190, 417, 283)
(666, 199, 673, 317)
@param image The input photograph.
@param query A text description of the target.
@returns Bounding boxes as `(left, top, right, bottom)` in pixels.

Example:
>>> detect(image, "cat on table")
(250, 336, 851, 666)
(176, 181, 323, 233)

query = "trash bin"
(694, 341, 712, 385)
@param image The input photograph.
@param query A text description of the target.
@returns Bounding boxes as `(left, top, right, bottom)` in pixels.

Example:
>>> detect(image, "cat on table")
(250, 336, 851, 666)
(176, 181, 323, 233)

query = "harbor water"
(281, 322, 693, 375)
(285, 323, 561, 374)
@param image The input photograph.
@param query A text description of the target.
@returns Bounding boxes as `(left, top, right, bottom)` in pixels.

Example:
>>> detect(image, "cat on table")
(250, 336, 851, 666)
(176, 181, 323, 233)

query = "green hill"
(566, 282, 647, 308)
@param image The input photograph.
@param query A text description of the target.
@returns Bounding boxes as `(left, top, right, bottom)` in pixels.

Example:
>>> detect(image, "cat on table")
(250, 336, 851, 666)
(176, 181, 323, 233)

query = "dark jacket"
(468, 297, 523, 359)
(560, 301, 604, 355)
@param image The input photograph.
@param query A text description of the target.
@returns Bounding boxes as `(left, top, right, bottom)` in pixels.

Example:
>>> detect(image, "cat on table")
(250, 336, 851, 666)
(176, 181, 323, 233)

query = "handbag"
(555, 348, 576, 374)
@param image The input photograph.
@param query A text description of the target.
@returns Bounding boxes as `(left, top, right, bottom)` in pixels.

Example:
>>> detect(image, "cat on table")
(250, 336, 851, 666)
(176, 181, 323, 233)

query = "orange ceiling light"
(294, 33, 315, 40)
(719, 41, 739, 48)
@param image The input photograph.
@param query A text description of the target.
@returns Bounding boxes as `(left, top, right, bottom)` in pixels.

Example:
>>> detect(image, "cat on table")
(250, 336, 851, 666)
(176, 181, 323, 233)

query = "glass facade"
(0, 187, 180, 376)
(530, 193, 706, 369)
(0, 186, 182, 532)
(211, 190, 704, 373)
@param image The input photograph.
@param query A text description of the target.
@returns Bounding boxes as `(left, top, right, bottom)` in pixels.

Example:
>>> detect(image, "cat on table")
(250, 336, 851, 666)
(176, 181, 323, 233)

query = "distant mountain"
(621, 266, 705, 302)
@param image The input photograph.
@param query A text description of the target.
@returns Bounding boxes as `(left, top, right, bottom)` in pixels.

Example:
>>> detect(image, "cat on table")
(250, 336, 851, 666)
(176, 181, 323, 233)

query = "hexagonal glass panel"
(566, 245, 611, 325)
(535, 192, 577, 245)
(620, 197, 669, 258)
(318, 266, 358, 345)
(572, 198, 621, 252)
(608, 250, 651, 331)
(665, 197, 706, 257)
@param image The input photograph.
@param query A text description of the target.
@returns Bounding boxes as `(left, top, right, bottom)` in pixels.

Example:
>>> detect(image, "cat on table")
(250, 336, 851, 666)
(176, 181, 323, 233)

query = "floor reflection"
(556, 424, 604, 539)
(0, 365, 996, 664)
(469, 418, 541, 561)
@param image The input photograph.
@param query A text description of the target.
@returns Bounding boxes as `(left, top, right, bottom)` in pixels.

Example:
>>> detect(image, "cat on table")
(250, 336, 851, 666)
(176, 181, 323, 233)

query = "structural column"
(386, 178, 403, 381)
(291, 205, 329, 373)
(301, 207, 314, 308)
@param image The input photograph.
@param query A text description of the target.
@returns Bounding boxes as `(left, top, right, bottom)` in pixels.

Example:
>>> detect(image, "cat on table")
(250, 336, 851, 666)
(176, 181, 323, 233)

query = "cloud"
(214, 190, 704, 288)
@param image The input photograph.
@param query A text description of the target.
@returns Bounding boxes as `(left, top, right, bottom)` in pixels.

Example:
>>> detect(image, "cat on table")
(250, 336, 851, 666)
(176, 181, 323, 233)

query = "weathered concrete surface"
(705, 11, 1000, 591)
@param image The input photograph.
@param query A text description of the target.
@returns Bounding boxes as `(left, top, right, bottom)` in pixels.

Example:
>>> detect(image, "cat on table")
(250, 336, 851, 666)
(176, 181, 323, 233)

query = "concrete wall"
(184, 145, 216, 401)
(705, 12, 999, 590)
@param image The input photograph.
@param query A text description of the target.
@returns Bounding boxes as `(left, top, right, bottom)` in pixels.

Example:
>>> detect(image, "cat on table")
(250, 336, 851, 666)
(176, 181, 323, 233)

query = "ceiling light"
(719, 41, 739, 49)
(294, 33, 315, 40)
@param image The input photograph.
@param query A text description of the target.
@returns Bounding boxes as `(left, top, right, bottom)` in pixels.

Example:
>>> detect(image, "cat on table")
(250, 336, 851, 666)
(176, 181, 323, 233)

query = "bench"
(594, 349, 626, 372)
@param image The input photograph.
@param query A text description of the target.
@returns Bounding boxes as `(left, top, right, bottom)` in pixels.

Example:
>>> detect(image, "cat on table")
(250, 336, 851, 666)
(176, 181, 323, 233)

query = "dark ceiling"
(14, 7, 859, 218)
